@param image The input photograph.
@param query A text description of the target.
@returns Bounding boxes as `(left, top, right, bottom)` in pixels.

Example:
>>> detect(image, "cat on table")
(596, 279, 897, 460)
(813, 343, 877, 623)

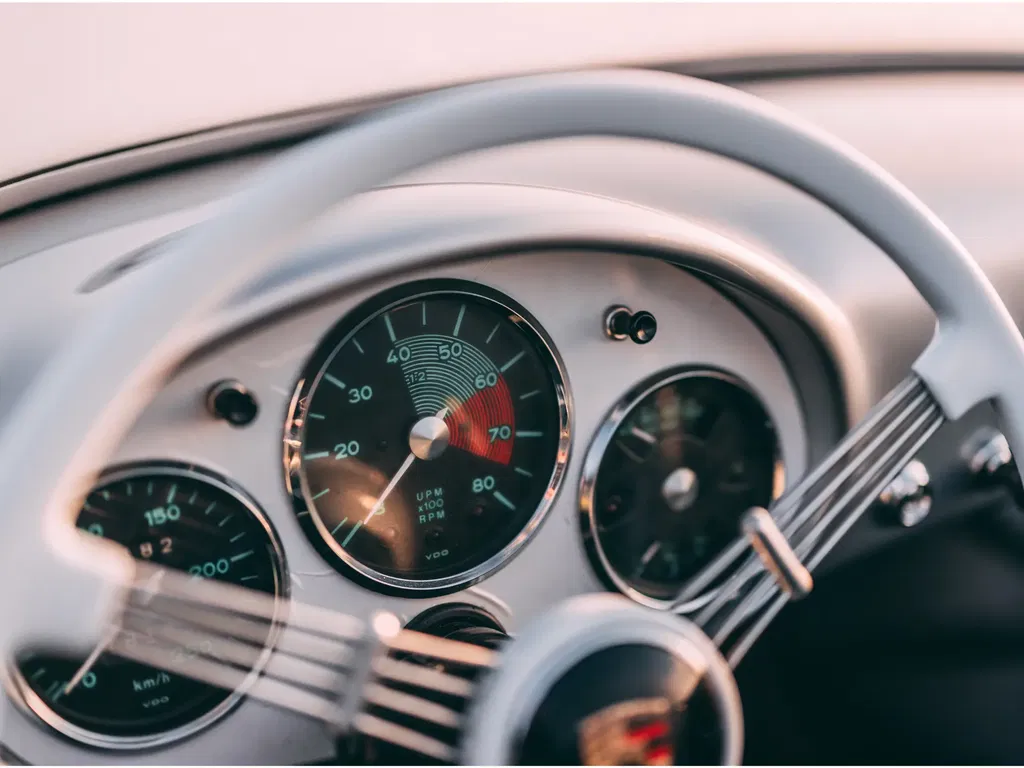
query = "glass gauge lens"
(290, 280, 569, 591)
(583, 371, 782, 603)
(15, 466, 285, 748)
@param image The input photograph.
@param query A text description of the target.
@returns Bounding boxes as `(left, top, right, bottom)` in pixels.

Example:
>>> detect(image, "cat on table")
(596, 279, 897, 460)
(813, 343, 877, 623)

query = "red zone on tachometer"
(444, 376, 515, 464)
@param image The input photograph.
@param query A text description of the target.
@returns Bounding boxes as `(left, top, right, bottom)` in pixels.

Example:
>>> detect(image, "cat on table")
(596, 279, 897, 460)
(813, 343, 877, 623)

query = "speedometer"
(12, 464, 285, 749)
(286, 280, 570, 593)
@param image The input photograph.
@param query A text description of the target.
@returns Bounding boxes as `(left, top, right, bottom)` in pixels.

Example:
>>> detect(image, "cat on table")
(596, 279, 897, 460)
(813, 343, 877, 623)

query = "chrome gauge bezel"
(6, 462, 289, 751)
(284, 278, 573, 596)
(579, 367, 785, 612)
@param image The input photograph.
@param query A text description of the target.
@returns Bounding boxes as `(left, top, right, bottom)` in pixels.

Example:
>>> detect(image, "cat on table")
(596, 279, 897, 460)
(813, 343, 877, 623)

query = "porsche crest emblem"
(578, 697, 675, 765)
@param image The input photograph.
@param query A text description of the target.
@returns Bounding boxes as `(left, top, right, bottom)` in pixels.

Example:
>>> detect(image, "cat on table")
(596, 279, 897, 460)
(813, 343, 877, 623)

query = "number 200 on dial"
(288, 280, 571, 592)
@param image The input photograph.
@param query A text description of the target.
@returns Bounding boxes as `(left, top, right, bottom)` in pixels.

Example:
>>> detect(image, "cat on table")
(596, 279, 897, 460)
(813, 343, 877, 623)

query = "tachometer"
(286, 280, 570, 593)
(580, 370, 783, 609)
(12, 465, 286, 749)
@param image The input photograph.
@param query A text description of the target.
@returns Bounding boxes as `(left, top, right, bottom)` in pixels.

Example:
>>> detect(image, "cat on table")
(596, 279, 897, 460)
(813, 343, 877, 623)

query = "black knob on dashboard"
(605, 306, 657, 345)
(206, 379, 259, 427)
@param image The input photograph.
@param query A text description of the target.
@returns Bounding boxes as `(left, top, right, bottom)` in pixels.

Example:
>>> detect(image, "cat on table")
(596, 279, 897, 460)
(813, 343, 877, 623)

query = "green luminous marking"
(126, 483, 132, 496)
(242, 575, 259, 582)
(500, 350, 526, 372)
(31, 668, 46, 681)
(422, 301, 427, 325)
(305, 451, 330, 460)
(516, 430, 544, 438)
(230, 532, 246, 543)
(514, 467, 533, 477)
(519, 389, 541, 400)
(205, 502, 217, 515)
(384, 313, 397, 342)
(101, 490, 110, 501)
(166, 484, 177, 504)
(231, 550, 254, 563)
(341, 521, 362, 547)
(493, 491, 516, 511)
(188, 490, 198, 504)
(312, 488, 330, 500)
(453, 304, 466, 337)
(147, 481, 153, 496)
(331, 517, 349, 535)
(323, 373, 346, 390)
(353, 338, 365, 354)
(218, 515, 234, 528)
(486, 323, 500, 344)
(45, 681, 60, 700)
(307, 412, 326, 420)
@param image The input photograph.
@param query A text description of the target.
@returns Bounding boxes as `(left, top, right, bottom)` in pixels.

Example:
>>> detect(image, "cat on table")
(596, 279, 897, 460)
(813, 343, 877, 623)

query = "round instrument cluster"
(286, 279, 571, 593)
(12, 465, 286, 749)
(580, 369, 784, 608)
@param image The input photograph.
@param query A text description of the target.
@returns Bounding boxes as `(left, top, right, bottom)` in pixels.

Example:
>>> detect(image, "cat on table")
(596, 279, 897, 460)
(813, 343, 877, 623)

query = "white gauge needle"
(63, 625, 117, 695)
(360, 406, 450, 527)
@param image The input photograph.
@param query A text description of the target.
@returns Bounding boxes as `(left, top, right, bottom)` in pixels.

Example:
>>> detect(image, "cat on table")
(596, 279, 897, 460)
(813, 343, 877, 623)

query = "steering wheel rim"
(0, 67, 1021, 684)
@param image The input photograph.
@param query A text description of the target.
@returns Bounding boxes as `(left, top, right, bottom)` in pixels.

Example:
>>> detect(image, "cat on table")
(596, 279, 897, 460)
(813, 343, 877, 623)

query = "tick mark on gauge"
(341, 521, 362, 548)
(166, 484, 177, 504)
(453, 304, 466, 337)
(147, 482, 153, 496)
(218, 515, 234, 528)
(493, 491, 516, 511)
(307, 412, 326, 420)
(241, 575, 259, 582)
(422, 302, 427, 326)
(230, 550, 254, 563)
(126, 483, 132, 496)
(304, 451, 330, 460)
(229, 532, 246, 543)
(31, 668, 46, 681)
(323, 373, 346, 390)
(188, 490, 198, 504)
(514, 467, 533, 477)
(384, 313, 397, 342)
(519, 390, 541, 401)
(101, 490, 110, 501)
(630, 426, 657, 445)
(486, 323, 500, 344)
(500, 350, 526, 372)
(312, 488, 330, 500)
(353, 338, 365, 355)
(516, 430, 543, 438)
(331, 517, 349, 535)
(205, 502, 216, 515)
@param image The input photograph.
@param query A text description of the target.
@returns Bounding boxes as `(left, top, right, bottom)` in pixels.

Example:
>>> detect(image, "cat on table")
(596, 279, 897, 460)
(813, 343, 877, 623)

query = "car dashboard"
(1, 66, 1024, 764)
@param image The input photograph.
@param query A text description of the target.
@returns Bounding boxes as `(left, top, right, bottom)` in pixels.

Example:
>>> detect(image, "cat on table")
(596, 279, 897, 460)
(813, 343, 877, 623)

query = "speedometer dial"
(286, 280, 570, 593)
(12, 464, 285, 749)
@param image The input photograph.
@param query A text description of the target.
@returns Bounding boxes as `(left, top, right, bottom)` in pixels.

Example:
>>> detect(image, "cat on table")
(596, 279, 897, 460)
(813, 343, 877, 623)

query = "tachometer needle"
(360, 406, 449, 527)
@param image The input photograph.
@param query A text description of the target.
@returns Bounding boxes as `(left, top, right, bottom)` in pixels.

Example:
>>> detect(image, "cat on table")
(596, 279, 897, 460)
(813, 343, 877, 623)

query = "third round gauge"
(287, 279, 571, 593)
(580, 369, 784, 608)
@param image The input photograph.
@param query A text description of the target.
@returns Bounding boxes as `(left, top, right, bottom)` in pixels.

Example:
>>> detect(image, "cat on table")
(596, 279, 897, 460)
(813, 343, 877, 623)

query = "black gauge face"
(15, 467, 284, 747)
(290, 280, 569, 591)
(583, 371, 782, 603)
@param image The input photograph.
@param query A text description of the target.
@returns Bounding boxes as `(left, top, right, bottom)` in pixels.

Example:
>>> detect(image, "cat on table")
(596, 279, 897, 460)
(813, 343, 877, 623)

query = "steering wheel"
(1, 68, 1023, 764)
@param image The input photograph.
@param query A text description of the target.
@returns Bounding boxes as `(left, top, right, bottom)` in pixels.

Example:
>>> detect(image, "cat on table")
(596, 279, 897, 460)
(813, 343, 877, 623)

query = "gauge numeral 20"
(334, 440, 360, 459)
